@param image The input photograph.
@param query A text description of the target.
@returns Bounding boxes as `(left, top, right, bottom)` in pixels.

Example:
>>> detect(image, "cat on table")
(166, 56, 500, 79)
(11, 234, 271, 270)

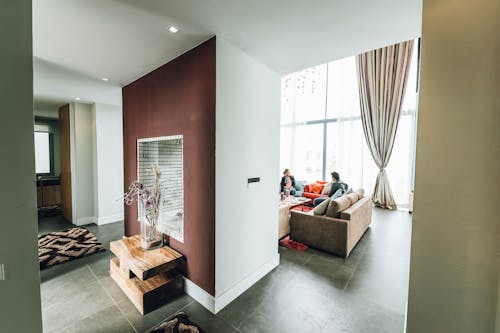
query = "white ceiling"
(34, 58, 122, 108)
(33, 0, 421, 105)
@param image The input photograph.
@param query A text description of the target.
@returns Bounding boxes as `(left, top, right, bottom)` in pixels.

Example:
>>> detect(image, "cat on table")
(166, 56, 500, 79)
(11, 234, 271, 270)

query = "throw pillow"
(321, 182, 332, 195)
(325, 196, 351, 218)
(345, 192, 359, 205)
(313, 198, 330, 215)
(312, 183, 324, 194)
(355, 188, 365, 198)
(317, 180, 328, 185)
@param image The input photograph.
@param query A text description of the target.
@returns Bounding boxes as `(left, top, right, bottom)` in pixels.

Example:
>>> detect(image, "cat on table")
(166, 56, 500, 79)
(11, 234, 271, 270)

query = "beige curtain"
(356, 40, 414, 210)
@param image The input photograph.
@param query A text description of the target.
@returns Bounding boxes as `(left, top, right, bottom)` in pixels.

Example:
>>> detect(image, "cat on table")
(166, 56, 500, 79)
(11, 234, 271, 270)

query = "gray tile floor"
(39, 208, 411, 333)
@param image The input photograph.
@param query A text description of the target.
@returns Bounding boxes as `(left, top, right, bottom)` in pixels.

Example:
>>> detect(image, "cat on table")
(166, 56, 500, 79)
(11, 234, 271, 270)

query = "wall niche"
(137, 135, 184, 242)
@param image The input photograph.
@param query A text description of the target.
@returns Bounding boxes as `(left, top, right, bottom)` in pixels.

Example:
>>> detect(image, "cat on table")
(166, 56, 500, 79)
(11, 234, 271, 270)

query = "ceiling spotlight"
(168, 26, 178, 33)
(101, 77, 109, 82)
(75, 97, 81, 101)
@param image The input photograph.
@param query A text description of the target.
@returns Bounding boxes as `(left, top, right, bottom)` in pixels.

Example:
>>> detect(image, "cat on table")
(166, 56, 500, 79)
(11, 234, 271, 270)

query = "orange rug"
(279, 236, 308, 251)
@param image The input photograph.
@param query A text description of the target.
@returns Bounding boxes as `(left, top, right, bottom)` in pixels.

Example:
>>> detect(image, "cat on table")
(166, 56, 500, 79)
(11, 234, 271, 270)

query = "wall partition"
(280, 42, 419, 206)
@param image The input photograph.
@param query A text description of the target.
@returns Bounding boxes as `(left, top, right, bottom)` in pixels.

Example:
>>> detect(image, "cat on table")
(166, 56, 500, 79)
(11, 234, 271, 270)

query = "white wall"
(92, 103, 124, 225)
(0, 1, 43, 331)
(407, 0, 500, 332)
(70, 102, 96, 225)
(214, 38, 281, 311)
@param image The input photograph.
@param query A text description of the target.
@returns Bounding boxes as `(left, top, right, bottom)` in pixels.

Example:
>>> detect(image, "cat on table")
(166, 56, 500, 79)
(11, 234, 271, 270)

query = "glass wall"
(280, 42, 419, 206)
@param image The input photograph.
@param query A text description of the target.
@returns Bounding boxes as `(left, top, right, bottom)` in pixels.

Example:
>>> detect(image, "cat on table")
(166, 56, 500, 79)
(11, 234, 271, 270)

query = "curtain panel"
(356, 40, 414, 209)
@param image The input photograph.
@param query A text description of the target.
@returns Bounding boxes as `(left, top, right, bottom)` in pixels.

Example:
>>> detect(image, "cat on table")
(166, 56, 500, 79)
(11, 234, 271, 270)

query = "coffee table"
(278, 197, 312, 239)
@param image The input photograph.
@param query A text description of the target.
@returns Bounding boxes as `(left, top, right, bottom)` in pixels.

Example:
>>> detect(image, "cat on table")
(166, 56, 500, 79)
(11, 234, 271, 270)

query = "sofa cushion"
(312, 183, 324, 194)
(325, 196, 351, 218)
(321, 182, 332, 195)
(313, 197, 330, 215)
(355, 188, 365, 199)
(302, 192, 323, 199)
(345, 192, 359, 205)
(295, 180, 305, 192)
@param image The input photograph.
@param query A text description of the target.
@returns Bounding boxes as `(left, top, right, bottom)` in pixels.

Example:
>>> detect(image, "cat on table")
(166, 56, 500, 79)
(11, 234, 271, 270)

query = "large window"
(34, 122, 55, 175)
(281, 42, 419, 206)
(34, 132, 51, 174)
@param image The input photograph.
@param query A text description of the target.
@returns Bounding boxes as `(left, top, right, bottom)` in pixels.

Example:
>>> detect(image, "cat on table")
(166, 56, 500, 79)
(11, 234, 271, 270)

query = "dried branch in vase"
(124, 163, 163, 250)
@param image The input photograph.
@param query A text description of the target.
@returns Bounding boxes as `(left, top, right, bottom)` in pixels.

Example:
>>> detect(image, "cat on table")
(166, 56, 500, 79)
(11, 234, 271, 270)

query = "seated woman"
(313, 171, 348, 206)
(280, 168, 296, 196)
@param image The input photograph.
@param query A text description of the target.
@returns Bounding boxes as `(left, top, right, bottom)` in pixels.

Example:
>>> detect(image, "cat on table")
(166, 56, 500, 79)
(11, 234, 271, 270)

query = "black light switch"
(247, 177, 260, 184)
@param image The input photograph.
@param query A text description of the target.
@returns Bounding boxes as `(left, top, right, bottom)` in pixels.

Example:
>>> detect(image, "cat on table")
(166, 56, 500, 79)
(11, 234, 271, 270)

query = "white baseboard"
(183, 254, 280, 314)
(214, 254, 279, 313)
(97, 213, 124, 225)
(184, 278, 216, 313)
(76, 216, 96, 226)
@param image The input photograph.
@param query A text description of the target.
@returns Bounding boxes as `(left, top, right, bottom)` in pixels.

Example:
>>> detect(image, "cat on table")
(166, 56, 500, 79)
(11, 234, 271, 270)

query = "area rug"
(149, 312, 205, 333)
(290, 205, 313, 213)
(279, 236, 308, 251)
(38, 227, 106, 270)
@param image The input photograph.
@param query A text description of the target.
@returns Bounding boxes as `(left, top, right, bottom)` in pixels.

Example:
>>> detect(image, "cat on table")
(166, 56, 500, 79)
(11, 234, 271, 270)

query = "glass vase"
(140, 217, 163, 251)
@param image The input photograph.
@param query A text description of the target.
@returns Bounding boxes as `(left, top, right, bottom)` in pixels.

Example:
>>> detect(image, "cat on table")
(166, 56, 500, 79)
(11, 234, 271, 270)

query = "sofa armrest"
(340, 196, 372, 253)
(290, 211, 349, 257)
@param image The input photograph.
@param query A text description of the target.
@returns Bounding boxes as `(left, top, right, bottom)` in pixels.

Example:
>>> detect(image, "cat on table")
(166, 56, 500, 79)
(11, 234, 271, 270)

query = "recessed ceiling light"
(75, 97, 81, 101)
(101, 77, 109, 82)
(168, 26, 178, 33)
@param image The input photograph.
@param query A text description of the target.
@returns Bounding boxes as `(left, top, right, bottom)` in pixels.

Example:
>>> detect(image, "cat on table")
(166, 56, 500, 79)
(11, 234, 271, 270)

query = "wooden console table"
(110, 235, 185, 314)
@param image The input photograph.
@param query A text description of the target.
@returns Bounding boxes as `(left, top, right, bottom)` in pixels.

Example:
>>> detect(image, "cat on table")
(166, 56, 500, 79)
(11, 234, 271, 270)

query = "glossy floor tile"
(39, 208, 411, 332)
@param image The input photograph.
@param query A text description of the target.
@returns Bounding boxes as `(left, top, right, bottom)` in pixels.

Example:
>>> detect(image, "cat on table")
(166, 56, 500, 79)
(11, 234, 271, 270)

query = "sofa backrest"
(294, 180, 305, 192)
(323, 188, 367, 219)
(340, 196, 371, 221)
(325, 195, 351, 218)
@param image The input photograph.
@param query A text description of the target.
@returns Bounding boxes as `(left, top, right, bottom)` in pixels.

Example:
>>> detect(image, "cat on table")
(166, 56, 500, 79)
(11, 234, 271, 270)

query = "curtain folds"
(356, 40, 414, 210)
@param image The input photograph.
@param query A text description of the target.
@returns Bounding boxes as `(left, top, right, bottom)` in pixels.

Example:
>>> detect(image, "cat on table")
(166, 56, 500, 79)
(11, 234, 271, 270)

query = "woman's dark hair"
(331, 171, 340, 181)
(283, 168, 290, 175)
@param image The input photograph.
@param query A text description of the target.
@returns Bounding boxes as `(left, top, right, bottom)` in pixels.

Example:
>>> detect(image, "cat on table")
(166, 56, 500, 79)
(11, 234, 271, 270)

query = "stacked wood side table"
(110, 235, 185, 314)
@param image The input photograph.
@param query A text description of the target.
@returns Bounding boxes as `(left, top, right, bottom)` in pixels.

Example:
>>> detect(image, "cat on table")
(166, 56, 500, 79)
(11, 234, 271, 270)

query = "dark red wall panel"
(122, 38, 215, 295)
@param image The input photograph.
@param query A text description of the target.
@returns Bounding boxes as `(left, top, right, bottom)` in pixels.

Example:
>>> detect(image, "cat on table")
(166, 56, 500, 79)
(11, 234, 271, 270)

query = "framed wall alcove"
(137, 135, 184, 242)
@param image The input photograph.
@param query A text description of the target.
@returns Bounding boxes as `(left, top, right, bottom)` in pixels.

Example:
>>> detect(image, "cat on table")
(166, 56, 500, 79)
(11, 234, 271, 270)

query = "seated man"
(313, 171, 348, 207)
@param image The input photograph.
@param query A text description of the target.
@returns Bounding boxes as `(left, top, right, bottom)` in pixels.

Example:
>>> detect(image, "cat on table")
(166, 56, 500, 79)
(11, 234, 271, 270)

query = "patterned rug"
(149, 312, 204, 333)
(38, 227, 106, 270)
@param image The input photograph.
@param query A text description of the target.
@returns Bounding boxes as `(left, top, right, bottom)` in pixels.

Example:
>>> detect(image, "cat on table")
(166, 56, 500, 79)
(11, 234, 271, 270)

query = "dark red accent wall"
(122, 38, 215, 296)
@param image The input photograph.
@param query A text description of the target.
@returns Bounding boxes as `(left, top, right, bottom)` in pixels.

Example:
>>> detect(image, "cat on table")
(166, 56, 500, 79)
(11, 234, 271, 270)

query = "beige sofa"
(278, 203, 291, 239)
(290, 190, 372, 257)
